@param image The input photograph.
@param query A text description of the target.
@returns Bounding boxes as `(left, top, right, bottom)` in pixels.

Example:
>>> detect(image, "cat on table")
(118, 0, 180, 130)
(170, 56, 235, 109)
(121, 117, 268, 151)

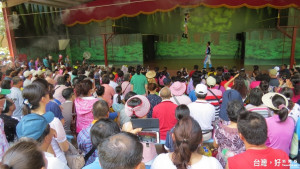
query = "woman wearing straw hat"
(146, 71, 157, 84)
(262, 92, 294, 155)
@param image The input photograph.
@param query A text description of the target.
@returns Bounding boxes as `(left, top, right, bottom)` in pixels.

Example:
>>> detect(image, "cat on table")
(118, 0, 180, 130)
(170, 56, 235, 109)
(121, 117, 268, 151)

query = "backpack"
(158, 75, 166, 86)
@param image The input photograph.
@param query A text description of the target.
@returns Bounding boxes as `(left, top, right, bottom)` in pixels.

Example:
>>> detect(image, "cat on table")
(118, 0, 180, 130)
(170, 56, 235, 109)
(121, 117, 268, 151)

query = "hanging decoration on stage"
(83, 51, 91, 64)
(182, 12, 190, 39)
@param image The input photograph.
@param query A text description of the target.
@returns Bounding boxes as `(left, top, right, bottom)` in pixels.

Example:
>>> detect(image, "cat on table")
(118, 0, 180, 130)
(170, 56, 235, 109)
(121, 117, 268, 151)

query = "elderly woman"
(213, 100, 246, 168)
(245, 88, 269, 118)
(170, 81, 191, 105)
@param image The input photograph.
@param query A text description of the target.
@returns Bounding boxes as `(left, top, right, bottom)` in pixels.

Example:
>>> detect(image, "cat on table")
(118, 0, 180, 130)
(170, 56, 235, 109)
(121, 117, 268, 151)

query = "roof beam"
(29, 0, 70, 8)
(2, 0, 30, 8)
(73, 0, 92, 2)
(51, 0, 81, 6)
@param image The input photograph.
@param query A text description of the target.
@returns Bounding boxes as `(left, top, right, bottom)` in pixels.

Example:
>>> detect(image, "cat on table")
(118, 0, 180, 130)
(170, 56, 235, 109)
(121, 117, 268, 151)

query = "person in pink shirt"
(121, 73, 131, 98)
(35, 57, 40, 70)
(101, 75, 115, 107)
(74, 79, 98, 133)
(262, 93, 294, 155)
(170, 81, 191, 105)
(290, 75, 300, 103)
(53, 76, 68, 104)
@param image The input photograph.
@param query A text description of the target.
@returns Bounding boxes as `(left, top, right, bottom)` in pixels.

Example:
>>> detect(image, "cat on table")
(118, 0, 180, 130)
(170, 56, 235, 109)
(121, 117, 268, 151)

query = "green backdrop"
(12, 4, 299, 66)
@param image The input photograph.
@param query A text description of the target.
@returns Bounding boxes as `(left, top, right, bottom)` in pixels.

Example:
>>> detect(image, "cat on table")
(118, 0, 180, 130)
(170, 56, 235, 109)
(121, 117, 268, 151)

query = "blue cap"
(16, 112, 54, 140)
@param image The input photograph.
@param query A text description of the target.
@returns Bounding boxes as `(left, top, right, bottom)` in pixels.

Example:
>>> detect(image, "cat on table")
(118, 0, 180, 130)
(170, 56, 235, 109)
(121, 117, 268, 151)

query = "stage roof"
(2, 0, 93, 8)
(3, 0, 300, 26)
(62, 0, 300, 26)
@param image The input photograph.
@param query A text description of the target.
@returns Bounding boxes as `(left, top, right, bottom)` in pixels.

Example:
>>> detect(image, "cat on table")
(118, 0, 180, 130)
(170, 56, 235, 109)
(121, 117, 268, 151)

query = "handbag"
(65, 142, 85, 169)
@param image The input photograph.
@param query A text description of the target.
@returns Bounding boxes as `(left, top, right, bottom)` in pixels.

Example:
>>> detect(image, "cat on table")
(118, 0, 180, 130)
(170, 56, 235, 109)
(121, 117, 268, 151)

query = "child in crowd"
(113, 86, 124, 105)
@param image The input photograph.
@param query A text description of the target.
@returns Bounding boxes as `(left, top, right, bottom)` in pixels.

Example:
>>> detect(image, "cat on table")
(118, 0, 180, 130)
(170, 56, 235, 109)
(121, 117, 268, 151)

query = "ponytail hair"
(172, 116, 202, 169)
(115, 86, 122, 104)
(96, 85, 105, 96)
(22, 83, 49, 115)
(280, 87, 295, 110)
(272, 94, 289, 122)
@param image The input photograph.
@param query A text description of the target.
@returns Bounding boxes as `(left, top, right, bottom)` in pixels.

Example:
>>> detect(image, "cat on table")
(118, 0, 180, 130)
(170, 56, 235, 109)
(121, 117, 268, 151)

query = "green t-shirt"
(130, 73, 148, 95)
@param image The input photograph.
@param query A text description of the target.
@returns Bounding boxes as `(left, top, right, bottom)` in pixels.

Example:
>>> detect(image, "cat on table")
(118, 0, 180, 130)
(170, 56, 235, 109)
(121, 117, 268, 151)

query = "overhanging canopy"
(2, 0, 93, 8)
(62, 0, 300, 26)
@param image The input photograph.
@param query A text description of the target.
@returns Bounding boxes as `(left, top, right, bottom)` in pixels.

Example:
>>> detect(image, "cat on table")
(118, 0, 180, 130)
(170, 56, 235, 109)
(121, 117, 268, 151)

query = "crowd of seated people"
(0, 55, 300, 169)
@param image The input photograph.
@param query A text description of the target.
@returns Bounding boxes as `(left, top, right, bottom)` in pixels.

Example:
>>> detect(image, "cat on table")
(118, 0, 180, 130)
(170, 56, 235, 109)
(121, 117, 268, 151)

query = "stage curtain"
(62, 0, 300, 26)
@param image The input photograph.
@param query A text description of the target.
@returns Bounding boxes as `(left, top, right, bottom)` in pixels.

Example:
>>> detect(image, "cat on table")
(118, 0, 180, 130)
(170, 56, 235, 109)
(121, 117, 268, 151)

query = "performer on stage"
(182, 13, 190, 38)
(203, 41, 212, 69)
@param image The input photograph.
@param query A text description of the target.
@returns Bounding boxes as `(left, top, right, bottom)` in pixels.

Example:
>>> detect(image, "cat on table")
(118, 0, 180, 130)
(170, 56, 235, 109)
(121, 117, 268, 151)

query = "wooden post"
(2, 7, 17, 61)
(290, 27, 297, 69)
(102, 34, 108, 67)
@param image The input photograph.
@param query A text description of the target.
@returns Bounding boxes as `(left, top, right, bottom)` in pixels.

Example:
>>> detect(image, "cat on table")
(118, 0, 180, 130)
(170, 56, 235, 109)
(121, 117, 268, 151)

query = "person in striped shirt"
(245, 88, 269, 118)
(205, 76, 223, 119)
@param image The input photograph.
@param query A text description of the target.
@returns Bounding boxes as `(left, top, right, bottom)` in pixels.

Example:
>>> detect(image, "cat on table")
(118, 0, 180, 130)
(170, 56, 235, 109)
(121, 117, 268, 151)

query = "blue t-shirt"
(43, 59, 49, 68)
(109, 112, 118, 120)
(28, 62, 33, 70)
(189, 90, 197, 102)
(46, 101, 64, 120)
(82, 158, 101, 169)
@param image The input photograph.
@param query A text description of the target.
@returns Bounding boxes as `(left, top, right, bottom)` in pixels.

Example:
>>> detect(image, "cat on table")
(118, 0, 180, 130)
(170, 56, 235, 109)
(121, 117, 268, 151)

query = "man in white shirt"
(7, 76, 24, 120)
(23, 70, 32, 88)
(187, 84, 215, 141)
(109, 73, 118, 91)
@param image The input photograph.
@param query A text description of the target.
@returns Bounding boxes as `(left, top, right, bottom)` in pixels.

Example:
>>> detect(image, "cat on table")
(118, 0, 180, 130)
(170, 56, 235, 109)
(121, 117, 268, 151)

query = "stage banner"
(62, 0, 300, 26)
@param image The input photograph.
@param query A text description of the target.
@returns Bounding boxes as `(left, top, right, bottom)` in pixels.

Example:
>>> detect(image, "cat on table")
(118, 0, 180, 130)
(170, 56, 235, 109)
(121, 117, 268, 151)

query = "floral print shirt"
(214, 122, 245, 168)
